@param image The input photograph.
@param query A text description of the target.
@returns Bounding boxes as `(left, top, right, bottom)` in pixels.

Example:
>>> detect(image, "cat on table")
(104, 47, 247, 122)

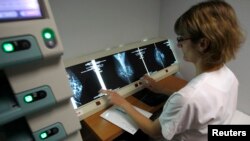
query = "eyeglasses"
(176, 36, 192, 43)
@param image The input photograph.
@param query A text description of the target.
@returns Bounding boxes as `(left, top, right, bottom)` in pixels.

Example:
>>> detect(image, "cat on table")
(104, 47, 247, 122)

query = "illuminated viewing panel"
(0, 0, 43, 21)
(66, 61, 102, 107)
(66, 40, 176, 108)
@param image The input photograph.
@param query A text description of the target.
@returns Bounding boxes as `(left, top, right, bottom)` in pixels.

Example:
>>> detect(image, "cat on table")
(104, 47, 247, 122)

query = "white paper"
(100, 105, 152, 135)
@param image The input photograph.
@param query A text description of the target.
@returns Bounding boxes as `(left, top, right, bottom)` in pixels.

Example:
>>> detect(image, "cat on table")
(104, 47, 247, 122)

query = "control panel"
(0, 0, 82, 140)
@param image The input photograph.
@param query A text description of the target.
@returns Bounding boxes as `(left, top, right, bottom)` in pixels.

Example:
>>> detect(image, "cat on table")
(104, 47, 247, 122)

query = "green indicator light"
(2, 42, 14, 53)
(40, 132, 48, 139)
(44, 32, 52, 39)
(24, 95, 33, 103)
(42, 28, 55, 40)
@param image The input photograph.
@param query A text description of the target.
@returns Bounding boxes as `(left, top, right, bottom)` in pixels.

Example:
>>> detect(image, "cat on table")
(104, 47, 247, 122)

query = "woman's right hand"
(99, 89, 131, 109)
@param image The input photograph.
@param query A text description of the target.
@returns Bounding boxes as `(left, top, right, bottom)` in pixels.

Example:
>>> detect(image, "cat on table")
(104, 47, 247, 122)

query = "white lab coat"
(159, 65, 238, 141)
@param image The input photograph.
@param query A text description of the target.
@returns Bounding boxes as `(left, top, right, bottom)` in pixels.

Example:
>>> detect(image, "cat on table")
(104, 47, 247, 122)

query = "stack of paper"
(100, 105, 152, 135)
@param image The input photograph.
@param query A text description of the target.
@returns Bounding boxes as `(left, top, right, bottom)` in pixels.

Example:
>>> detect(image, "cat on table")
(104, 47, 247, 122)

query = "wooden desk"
(82, 75, 187, 141)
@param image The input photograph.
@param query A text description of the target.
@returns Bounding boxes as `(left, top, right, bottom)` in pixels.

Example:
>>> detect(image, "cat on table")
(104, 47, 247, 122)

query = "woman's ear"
(198, 38, 209, 53)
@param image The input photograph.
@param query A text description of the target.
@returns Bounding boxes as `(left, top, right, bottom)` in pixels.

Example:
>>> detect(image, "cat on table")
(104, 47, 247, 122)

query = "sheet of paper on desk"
(100, 105, 152, 135)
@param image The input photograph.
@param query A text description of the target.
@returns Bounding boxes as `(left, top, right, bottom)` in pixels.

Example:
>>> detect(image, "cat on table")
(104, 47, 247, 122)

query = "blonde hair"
(174, 1, 245, 70)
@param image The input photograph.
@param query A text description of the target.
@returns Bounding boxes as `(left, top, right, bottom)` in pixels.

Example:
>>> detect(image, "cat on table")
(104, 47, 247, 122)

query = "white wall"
(49, 0, 161, 60)
(159, 0, 250, 115)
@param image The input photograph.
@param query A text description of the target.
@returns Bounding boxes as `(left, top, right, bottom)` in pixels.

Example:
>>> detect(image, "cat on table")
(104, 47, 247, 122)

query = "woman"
(100, 1, 244, 140)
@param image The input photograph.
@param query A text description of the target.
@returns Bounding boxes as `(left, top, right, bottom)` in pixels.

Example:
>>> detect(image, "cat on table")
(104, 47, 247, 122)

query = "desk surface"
(83, 75, 187, 141)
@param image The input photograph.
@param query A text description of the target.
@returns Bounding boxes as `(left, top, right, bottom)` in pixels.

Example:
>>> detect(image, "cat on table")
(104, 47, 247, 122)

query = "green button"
(2, 42, 14, 53)
(40, 132, 48, 139)
(42, 28, 55, 40)
(24, 95, 33, 103)
(44, 32, 52, 39)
